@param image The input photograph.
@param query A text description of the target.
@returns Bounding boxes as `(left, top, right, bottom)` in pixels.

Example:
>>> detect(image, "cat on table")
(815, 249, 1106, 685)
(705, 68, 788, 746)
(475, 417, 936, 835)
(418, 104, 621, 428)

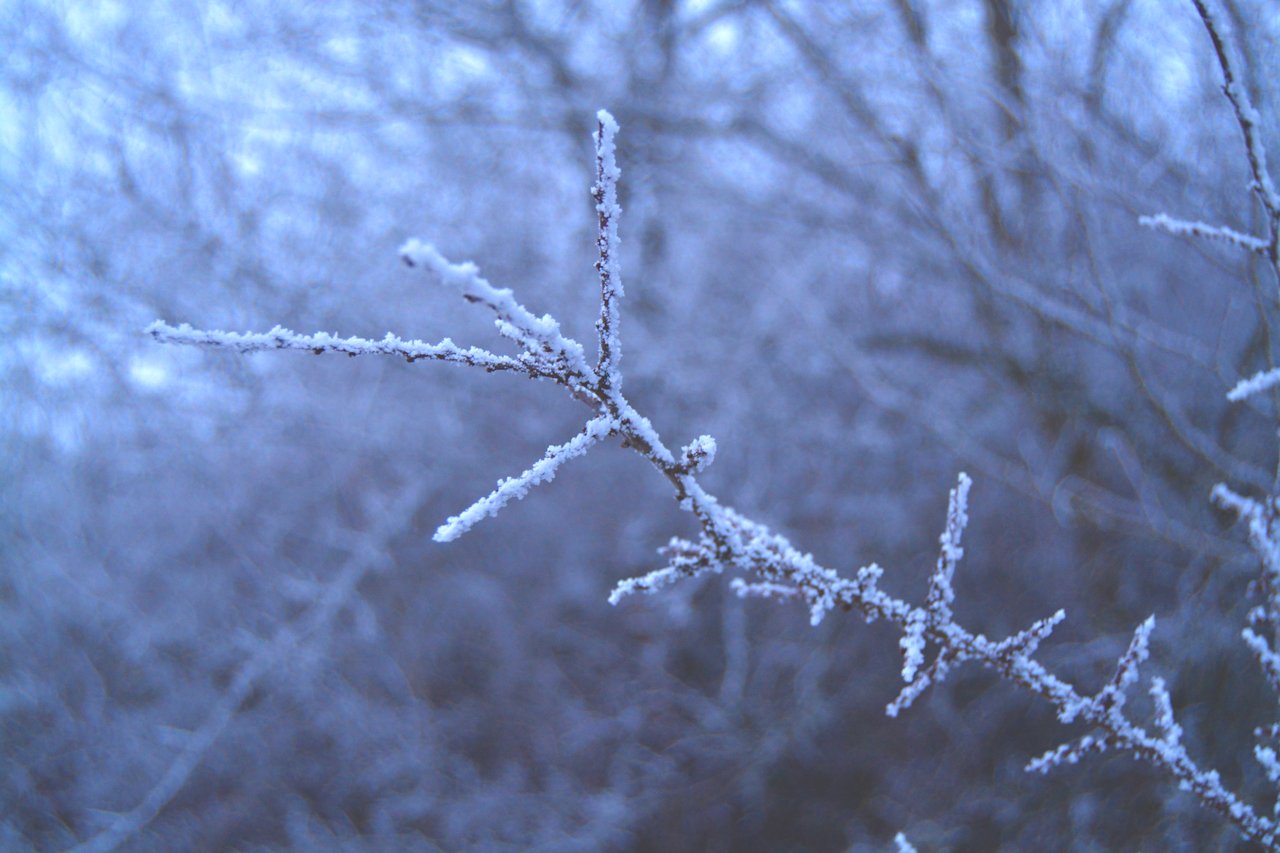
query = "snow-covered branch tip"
(926, 471, 970, 622)
(1093, 615, 1156, 718)
(1227, 367, 1280, 403)
(434, 415, 617, 543)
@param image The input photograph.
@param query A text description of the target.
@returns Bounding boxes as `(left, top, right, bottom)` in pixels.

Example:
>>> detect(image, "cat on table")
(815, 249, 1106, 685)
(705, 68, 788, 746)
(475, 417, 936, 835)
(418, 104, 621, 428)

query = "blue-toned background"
(5, 1, 1280, 849)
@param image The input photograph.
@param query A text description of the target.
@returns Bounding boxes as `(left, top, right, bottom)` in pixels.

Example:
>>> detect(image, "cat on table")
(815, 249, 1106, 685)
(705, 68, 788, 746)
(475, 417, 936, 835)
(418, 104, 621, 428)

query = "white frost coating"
(927, 472, 970, 622)
(609, 557, 718, 605)
(610, 532, 724, 605)
(1228, 367, 1280, 402)
(1149, 677, 1182, 747)
(607, 459, 1274, 841)
(1215, 484, 1280, 697)
(1256, 745, 1280, 786)
(679, 435, 717, 473)
(399, 239, 592, 377)
(894, 833, 918, 853)
(146, 321, 526, 370)
(434, 416, 616, 542)
(730, 578, 799, 600)
(609, 568, 681, 604)
(618, 402, 676, 464)
(1121, 617, 1156, 682)
(1139, 213, 1268, 254)
(594, 109, 623, 299)
(1211, 482, 1257, 517)
(1224, 80, 1280, 211)
(149, 105, 1280, 849)
(940, 473, 970, 567)
(400, 239, 526, 311)
(996, 609, 1067, 657)
(856, 562, 884, 587)
(887, 651, 951, 718)
(593, 108, 625, 393)
(1243, 628, 1280, 687)
(899, 611, 927, 682)
(1028, 734, 1107, 773)
(1091, 615, 1156, 718)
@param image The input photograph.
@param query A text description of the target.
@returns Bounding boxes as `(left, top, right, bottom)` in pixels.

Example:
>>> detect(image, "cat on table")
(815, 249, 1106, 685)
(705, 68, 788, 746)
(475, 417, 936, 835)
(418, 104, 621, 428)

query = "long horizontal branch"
(147, 320, 545, 375)
(1139, 212, 1269, 255)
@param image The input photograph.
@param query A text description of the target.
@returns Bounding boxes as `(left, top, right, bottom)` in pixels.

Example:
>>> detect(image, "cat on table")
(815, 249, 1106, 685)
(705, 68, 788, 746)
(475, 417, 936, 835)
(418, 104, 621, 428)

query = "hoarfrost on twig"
(434, 415, 617, 543)
(146, 102, 1280, 850)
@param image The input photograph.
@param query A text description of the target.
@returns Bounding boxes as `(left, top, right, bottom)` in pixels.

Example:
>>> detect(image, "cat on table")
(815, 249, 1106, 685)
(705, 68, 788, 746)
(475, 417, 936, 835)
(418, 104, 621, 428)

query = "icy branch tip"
(399, 238, 502, 300)
(679, 435, 717, 473)
(1138, 213, 1174, 230)
(399, 238, 448, 271)
(946, 472, 972, 535)
(596, 109, 619, 138)
(432, 416, 616, 544)
(398, 239, 485, 287)
(594, 110, 621, 185)
(1228, 367, 1280, 402)
(147, 319, 201, 340)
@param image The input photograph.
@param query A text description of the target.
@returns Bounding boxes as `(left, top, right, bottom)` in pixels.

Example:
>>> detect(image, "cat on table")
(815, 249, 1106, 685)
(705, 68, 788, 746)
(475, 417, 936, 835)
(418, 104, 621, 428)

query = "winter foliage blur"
(7, 0, 1280, 850)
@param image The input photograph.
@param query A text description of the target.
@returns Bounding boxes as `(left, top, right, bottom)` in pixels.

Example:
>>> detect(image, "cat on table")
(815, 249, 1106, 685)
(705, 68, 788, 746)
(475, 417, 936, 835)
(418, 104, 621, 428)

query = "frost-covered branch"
(1149, 677, 1184, 748)
(434, 415, 616, 542)
(1138, 213, 1270, 255)
(1213, 486, 1280, 669)
(149, 109, 1280, 848)
(399, 239, 594, 379)
(1228, 367, 1280, 403)
(1190, 0, 1280, 229)
(592, 109, 624, 395)
(1211, 484, 1280, 821)
(925, 472, 969, 624)
(1143, 1, 1280, 286)
(1170, 2, 1280, 832)
(1169, 6, 1280, 814)
(609, 468, 1274, 845)
(1184, 3, 1280, 815)
(147, 320, 544, 375)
